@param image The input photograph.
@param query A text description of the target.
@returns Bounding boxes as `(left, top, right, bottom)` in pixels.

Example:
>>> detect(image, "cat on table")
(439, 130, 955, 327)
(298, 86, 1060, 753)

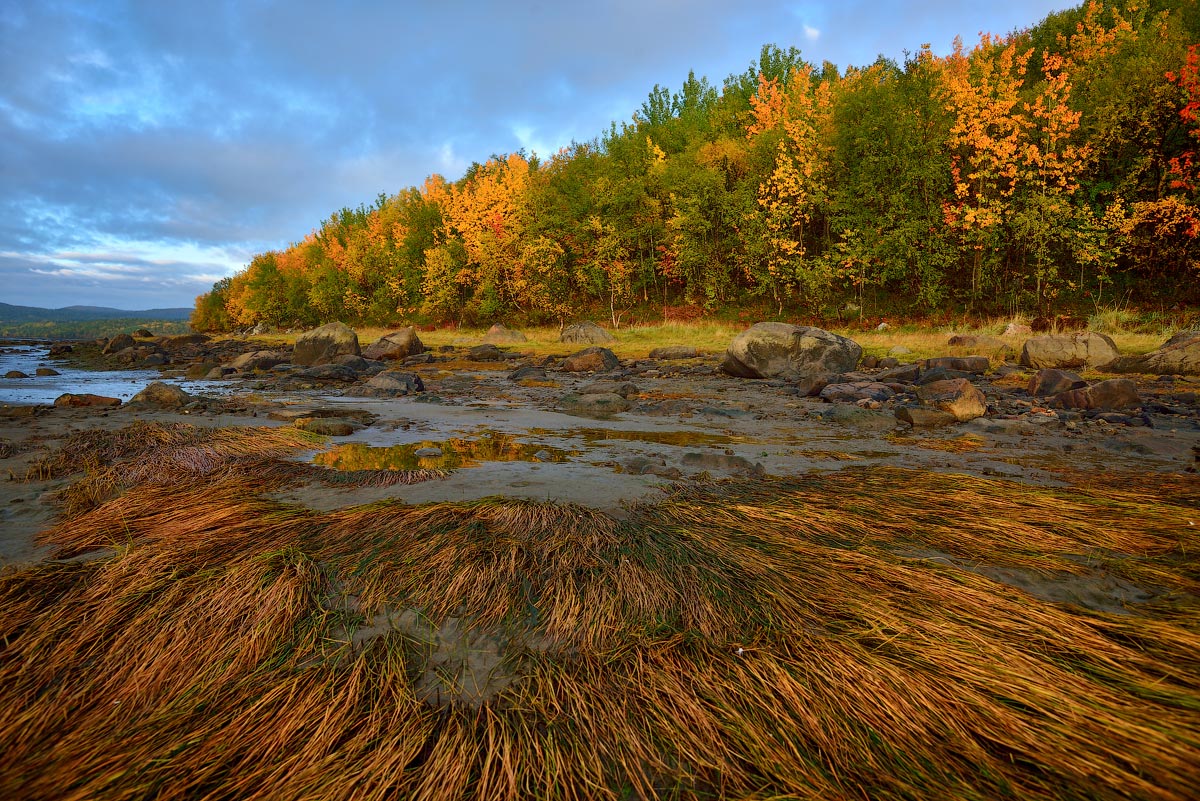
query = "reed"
(2, 446, 1198, 800)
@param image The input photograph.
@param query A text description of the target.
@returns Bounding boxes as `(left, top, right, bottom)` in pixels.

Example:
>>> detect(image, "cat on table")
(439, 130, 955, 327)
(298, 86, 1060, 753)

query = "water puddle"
(313, 433, 577, 472)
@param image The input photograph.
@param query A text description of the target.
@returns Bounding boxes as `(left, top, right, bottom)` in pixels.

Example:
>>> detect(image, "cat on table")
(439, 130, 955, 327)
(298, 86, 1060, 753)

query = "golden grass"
(3, 426, 1198, 799)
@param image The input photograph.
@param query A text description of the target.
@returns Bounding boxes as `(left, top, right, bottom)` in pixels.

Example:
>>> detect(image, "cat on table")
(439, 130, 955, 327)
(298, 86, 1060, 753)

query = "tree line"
(193, 0, 1200, 332)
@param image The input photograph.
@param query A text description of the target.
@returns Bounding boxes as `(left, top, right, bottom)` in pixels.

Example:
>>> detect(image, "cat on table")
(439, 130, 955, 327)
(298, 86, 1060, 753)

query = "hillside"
(0, 303, 192, 323)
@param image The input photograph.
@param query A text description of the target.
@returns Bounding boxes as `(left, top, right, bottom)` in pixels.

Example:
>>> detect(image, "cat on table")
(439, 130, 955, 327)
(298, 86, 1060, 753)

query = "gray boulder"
(648, 345, 700, 360)
(916, 378, 987, 422)
(482, 323, 528, 344)
(102, 333, 136, 354)
(468, 344, 505, 362)
(818, 381, 895, 404)
(558, 392, 631, 416)
(129, 381, 193, 408)
(562, 347, 620, 373)
(1103, 330, 1200, 376)
(721, 323, 861, 380)
(1049, 379, 1140, 410)
(1019, 332, 1119, 370)
(1027, 369, 1086, 397)
(363, 371, 425, 396)
(362, 327, 425, 361)
(293, 322, 361, 366)
(229, 350, 288, 371)
(560, 321, 615, 344)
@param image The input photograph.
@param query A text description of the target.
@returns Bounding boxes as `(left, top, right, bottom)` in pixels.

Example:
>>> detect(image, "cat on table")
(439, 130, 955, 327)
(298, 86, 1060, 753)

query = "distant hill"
(0, 303, 193, 323)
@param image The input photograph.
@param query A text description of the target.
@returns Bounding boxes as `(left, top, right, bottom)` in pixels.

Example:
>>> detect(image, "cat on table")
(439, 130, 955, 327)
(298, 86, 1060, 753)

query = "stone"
(1103, 330, 1200, 376)
(648, 345, 700, 360)
(1027, 368, 1087, 397)
(133, 328, 153, 338)
(129, 381, 192, 407)
(680, 452, 763, 474)
(141, 353, 167, 367)
(888, 345, 912, 357)
(48, 343, 73, 357)
(624, 456, 683, 479)
(294, 417, 361, 436)
(917, 378, 987, 422)
(916, 367, 975, 385)
(562, 347, 620, 373)
(413, 447, 444, 458)
(34, 367, 60, 376)
(577, 379, 639, 397)
(509, 365, 549, 382)
(229, 350, 286, 371)
(924, 356, 990, 374)
(558, 392, 631, 415)
(468, 344, 505, 362)
(895, 406, 959, 427)
(54, 393, 121, 408)
(947, 334, 1011, 355)
(0, 405, 40, 419)
(293, 322, 361, 366)
(721, 322, 862, 380)
(1019, 332, 1119, 370)
(874, 363, 921, 384)
(296, 364, 358, 381)
(1003, 322, 1033, 337)
(1049, 379, 1140, 411)
(560, 321, 615, 344)
(330, 354, 370, 372)
(362, 327, 425, 361)
(364, 371, 425, 395)
(482, 323, 528, 344)
(875, 322, 891, 331)
(102, 333, 135, 354)
(5, 370, 29, 378)
(793, 373, 832, 397)
(818, 381, 895, 403)
(813, 405, 896, 432)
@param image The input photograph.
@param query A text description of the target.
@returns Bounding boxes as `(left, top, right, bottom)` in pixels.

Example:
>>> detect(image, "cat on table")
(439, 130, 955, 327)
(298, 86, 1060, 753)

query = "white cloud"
(804, 25, 820, 41)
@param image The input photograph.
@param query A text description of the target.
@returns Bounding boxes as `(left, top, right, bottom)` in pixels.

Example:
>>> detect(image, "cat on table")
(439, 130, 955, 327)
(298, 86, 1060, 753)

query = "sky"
(0, 0, 1077, 311)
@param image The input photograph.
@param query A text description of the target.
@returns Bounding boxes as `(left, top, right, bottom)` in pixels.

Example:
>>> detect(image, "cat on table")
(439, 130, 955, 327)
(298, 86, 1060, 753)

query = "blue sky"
(0, 0, 1075, 310)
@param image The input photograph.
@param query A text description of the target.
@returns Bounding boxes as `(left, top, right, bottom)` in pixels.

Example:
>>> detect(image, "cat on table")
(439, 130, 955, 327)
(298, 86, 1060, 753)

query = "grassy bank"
(2, 423, 1197, 799)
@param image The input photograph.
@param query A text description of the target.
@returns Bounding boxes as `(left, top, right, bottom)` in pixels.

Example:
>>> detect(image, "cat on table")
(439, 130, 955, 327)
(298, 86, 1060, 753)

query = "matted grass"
(2, 424, 1197, 799)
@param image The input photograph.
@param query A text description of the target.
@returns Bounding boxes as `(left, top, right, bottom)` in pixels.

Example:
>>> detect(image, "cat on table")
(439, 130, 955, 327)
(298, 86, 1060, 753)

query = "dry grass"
(2, 427, 1198, 800)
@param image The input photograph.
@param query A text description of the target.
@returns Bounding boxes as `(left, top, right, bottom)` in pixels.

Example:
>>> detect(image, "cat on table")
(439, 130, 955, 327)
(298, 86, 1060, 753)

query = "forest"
(192, 0, 1200, 333)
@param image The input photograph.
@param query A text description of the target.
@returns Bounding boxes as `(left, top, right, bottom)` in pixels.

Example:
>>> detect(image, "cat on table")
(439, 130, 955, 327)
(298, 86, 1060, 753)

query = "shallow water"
(314, 434, 577, 472)
(0, 345, 220, 405)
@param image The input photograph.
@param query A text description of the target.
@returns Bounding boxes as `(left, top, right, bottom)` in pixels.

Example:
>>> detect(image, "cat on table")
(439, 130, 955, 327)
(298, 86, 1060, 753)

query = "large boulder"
(482, 323, 528, 344)
(721, 323, 861, 380)
(1049, 379, 1140, 410)
(129, 381, 193, 408)
(362, 371, 425, 396)
(1019, 332, 1119, 370)
(229, 350, 288, 371)
(293, 322, 361, 366)
(1027, 368, 1086, 397)
(54, 393, 121, 408)
(1103, 330, 1200, 376)
(362, 327, 425, 361)
(560, 321, 615, 344)
(916, 378, 987, 422)
(562, 347, 620, 373)
(102, 333, 136, 354)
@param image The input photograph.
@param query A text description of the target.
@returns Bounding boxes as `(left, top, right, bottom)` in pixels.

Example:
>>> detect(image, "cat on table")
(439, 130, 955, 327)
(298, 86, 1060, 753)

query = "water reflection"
(314, 433, 576, 472)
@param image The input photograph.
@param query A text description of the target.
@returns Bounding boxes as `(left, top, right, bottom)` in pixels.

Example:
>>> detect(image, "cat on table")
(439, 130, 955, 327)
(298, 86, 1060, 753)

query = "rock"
(34, 367, 60, 376)
(577, 379, 639, 397)
(916, 367, 975, 385)
(1019, 332, 1119, 370)
(364, 371, 425, 395)
(5, 370, 29, 378)
(54, 393, 121, 408)
(1103, 330, 1200, 376)
(793, 373, 832, 397)
(560, 321, 615, 344)
(48, 343, 73, 357)
(102, 333, 135, 354)
(947, 334, 1010, 355)
(648, 345, 700, 360)
(875, 322, 891, 331)
(294, 417, 361, 436)
(1027, 368, 1087, 397)
(403, 352, 435, 365)
(1049, 379, 1140, 411)
(924, 356, 990, 374)
(680, 452, 763, 474)
(468, 344, 505, 362)
(163, 333, 210, 348)
(362, 327, 425, 361)
(916, 378, 987, 422)
(818, 381, 895, 403)
(875, 363, 921, 384)
(413, 447, 444, 458)
(509, 365, 549, 382)
(624, 456, 683, 479)
(562, 347, 620, 373)
(142, 353, 167, 367)
(1003, 322, 1033, 337)
(133, 328, 153, 338)
(296, 364, 358, 381)
(185, 361, 219, 379)
(558, 392, 631, 415)
(0, 405, 40, 419)
(888, 345, 912, 357)
(293, 322, 361, 366)
(129, 382, 193, 407)
(813, 405, 896, 432)
(721, 323, 862, 380)
(230, 350, 289, 371)
(482, 323, 528, 344)
(330, 354, 370, 372)
(895, 406, 959, 427)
